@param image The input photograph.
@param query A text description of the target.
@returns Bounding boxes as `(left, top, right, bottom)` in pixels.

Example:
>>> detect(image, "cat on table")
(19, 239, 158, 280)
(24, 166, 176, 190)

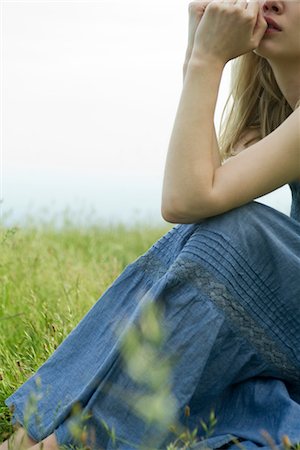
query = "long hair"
(218, 51, 300, 163)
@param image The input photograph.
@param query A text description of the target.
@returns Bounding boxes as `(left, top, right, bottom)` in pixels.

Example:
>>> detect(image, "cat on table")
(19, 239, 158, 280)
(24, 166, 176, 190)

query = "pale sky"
(0, 0, 291, 227)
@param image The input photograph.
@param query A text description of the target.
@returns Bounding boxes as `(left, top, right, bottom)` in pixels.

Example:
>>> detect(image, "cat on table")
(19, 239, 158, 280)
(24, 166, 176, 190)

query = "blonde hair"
(218, 51, 300, 163)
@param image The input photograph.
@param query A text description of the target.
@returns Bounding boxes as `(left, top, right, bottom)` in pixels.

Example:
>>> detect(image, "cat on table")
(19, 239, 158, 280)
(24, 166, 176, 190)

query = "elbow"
(161, 196, 209, 224)
(161, 206, 181, 224)
(160, 198, 178, 223)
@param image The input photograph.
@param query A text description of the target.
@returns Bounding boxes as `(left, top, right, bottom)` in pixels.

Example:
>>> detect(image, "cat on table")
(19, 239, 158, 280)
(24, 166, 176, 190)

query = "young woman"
(1, 0, 300, 449)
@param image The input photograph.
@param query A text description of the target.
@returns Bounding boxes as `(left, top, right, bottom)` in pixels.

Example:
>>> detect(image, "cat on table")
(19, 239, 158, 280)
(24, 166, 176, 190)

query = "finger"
(208, 0, 226, 6)
(200, 1, 211, 13)
(222, 0, 238, 5)
(223, 0, 247, 9)
(246, 0, 260, 15)
(189, 1, 210, 16)
(236, 0, 248, 9)
(249, 1, 268, 38)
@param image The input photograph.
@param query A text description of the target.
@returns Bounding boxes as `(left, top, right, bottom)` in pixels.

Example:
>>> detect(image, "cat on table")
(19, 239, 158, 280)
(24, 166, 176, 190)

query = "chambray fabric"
(5, 182, 300, 450)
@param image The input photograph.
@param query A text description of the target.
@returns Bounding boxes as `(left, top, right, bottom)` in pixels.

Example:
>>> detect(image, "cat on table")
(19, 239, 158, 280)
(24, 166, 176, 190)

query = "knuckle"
(232, 6, 242, 15)
(189, 1, 206, 13)
(188, 3, 200, 16)
(246, 13, 256, 21)
(207, 2, 219, 11)
(223, 6, 236, 16)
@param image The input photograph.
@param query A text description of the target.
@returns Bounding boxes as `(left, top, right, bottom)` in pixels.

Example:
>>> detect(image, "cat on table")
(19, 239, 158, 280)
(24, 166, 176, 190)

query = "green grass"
(0, 219, 298, 450)
(0, 220, 171, 445)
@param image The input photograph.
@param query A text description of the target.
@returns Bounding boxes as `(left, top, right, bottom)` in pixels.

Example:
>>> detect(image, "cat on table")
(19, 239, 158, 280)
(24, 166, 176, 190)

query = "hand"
(184, 1, 213, 65)
(191, 0, 268, 65)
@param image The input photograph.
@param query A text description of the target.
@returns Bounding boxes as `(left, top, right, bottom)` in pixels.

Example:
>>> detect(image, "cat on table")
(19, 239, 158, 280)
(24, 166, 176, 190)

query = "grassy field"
(0, 221, 174, 444)
(0, 220, 297, 450)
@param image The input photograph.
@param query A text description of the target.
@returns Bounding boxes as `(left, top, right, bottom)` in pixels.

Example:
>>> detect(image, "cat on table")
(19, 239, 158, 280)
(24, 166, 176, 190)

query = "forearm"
(162, 57, 224, 222)
(184, 62, 223, 172)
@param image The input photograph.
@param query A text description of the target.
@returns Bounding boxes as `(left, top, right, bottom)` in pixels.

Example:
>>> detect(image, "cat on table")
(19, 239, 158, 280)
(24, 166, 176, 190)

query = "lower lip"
(264, 28, 281, 34)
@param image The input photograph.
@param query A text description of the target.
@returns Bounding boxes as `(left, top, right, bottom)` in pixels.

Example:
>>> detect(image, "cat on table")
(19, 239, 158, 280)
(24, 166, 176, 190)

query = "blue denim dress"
(5, 181, 300, 450)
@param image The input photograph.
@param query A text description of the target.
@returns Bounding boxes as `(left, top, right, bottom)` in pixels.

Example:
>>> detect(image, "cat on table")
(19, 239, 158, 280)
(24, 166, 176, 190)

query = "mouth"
(264, 26, 282, 35)
(265, 27, 281, 33)
(263, 17, 282, 32)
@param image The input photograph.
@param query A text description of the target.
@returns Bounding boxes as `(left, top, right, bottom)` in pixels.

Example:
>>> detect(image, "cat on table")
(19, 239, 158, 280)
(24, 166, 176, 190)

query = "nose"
(261, 0, 283, 14)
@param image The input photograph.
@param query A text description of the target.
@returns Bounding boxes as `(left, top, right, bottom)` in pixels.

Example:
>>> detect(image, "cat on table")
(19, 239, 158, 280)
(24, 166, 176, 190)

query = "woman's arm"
(162, 54, 300, 224)
(210, 108, 300, 217)
(183, 61, 222, 173)
(182, 1, 222, 177)
(162, 1, 299, 224)
(163, 58, 300, 225)
(161, 57, 225, 223)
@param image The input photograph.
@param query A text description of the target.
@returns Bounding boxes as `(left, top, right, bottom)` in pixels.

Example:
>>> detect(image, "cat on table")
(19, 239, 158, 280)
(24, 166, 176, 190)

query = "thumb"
(252, 4, 268, 41)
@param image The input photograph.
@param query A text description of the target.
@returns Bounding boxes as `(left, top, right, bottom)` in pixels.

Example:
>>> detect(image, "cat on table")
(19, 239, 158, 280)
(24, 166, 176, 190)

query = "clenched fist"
(190, 0, 268, 65)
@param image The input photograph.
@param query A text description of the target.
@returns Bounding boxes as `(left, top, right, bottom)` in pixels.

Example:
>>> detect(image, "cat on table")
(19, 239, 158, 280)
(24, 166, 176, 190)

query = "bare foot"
(0, 427, 37, 450)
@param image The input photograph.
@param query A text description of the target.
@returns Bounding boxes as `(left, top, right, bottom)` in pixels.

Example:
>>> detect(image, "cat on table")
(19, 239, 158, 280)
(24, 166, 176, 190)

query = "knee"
(182, 202, 272, 276)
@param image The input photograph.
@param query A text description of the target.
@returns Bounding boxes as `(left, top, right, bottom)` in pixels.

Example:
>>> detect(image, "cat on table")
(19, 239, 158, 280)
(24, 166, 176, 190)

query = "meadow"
(0, 219, 297, 450)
